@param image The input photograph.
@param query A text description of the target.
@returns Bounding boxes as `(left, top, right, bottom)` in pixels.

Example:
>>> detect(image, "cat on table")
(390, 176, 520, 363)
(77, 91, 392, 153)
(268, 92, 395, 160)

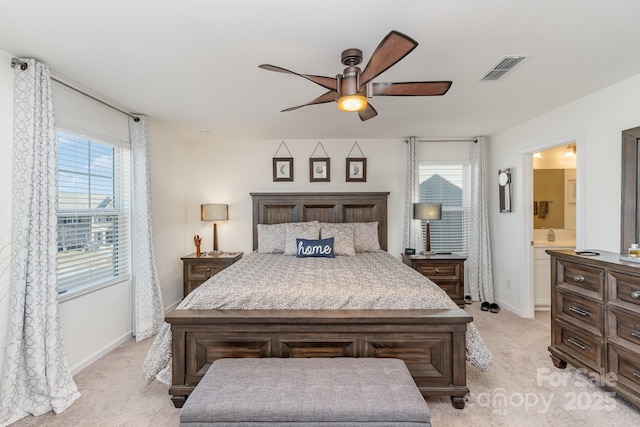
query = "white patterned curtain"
(0, 59, 80, 425)
(403, 137, 423, 251)
(468, 136, 495, 302)
(130, 116, 164, 341)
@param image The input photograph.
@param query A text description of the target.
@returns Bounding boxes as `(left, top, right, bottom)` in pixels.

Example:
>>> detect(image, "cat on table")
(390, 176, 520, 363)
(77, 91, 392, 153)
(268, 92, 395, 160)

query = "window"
(418, 162, 470, 254)
(56, 130, 131, 297)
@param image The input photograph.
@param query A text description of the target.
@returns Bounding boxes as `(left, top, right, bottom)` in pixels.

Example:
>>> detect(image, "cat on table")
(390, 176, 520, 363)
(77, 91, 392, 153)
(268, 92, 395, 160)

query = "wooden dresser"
(548, 249, 640, 407)
(181, 252, 243, 297)
(402, 253, 466, 307)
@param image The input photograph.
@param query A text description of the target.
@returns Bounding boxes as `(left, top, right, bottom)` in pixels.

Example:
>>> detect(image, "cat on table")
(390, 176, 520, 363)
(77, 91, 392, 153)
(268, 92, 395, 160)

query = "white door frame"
(519, 131, 585, 318)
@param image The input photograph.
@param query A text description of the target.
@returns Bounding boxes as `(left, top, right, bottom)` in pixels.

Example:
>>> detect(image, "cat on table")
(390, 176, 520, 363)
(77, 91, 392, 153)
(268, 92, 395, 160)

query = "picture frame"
(273, 157, 293, 182)
(346, 158, 367, 182)
(310, 158, 330, 182)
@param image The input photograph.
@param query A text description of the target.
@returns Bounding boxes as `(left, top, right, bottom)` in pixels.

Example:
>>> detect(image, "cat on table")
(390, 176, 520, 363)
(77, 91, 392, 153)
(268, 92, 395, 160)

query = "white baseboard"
(68, 299, 180, 376)
(69, 331, 133, 376)
(494, 298, 523, 317)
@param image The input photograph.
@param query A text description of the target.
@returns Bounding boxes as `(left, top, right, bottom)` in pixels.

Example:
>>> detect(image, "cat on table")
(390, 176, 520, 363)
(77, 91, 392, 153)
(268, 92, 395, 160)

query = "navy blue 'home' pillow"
(296, 237, 335, 258)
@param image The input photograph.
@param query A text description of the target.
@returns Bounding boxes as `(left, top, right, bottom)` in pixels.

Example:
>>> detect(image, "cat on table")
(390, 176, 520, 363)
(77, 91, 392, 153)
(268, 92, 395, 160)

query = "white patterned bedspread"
(143, 251, 493, 384)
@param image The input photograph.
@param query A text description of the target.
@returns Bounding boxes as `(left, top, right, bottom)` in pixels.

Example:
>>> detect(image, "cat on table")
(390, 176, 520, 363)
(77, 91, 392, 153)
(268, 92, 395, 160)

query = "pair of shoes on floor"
(480, 301, 500, 313)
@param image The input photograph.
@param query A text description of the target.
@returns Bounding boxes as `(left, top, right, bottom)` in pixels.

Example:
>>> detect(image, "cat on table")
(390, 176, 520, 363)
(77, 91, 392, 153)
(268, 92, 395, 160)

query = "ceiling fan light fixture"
(337, 94, 367, 112)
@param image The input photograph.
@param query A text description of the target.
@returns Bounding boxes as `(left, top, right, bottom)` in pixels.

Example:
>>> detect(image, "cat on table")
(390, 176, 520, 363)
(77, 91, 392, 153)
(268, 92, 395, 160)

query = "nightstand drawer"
(181, 252, 243, 297)
(414, 263, 458, 279)
(402, 254, 466, 308)
(188, 263, 225, 278)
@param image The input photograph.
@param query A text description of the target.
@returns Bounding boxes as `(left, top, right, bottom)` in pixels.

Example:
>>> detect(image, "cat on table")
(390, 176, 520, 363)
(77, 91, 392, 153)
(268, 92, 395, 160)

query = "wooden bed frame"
(167, 192, 472, 408)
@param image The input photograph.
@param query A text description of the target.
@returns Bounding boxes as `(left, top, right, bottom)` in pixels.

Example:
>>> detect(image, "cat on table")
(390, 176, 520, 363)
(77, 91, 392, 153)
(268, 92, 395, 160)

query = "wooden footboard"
(167, 308, 472, 409)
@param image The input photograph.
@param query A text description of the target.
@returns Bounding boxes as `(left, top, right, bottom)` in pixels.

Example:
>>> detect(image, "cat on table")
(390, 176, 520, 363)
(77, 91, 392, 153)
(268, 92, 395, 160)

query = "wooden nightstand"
(181, 252, 243, 297)
(402, 253, 467, 307)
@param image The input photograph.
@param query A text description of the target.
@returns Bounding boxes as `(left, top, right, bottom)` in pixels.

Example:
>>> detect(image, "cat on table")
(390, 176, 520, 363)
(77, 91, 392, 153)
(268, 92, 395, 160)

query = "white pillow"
(353, 222, 380, 252)
(257, 223, 286, 253)
(283, 222, 321, 255)
(320, 223, 356, 256)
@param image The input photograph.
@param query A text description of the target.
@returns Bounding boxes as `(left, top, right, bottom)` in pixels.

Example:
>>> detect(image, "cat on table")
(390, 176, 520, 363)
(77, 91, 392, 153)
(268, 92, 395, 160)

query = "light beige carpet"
(11, 303, 640, 426)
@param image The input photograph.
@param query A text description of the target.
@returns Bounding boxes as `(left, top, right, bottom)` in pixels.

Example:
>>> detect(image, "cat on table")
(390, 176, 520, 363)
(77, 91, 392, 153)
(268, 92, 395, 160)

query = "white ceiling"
(1, 0, 640, 143)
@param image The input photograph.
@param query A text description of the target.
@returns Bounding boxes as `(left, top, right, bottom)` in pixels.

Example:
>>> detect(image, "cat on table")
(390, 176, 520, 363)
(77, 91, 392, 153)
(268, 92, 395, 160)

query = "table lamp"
(413, 203, 442, 254)
(201, 204, 228, 255)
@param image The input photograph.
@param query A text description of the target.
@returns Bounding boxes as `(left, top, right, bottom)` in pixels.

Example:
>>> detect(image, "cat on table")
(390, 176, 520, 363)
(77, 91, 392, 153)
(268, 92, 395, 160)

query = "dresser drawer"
(414, 262, 459, 280)
(554, 321, 603, 372)
(557, 290, 603, 336)
(608, 343, 640, 398)
(608, 271, 640, 314)
(608, 307, 640, 349)
(556, 259, 604, 299)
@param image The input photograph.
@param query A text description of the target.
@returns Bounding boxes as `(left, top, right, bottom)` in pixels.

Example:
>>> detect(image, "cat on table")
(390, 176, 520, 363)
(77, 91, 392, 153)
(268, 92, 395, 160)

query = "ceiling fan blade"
(259, 64, 337, 91)
(372, 81, 452, 96)
(281, 91, 337, 112)
(360, 31, 418, 86)
(358, 103, 378, 121)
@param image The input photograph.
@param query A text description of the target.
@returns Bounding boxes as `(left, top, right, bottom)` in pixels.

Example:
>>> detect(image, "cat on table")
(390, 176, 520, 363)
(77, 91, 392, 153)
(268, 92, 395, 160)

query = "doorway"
(520, 133, 584, 318)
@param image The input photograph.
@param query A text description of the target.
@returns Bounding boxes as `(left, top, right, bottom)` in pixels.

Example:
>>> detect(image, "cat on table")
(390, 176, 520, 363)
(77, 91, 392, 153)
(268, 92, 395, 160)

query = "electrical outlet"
(506, 280, 512, 290)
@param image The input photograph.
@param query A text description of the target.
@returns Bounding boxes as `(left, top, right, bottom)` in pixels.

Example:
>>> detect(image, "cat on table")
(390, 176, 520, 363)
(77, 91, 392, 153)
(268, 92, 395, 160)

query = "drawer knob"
(631, 290, 640, 299)
(434, 268, 440, 273)
(206, 267, 212, 272)
(572, 275, 585, 283)
(567, 337, 590, 351)
(634, 371, 640, 380)
(568, 306, 590, 317)
(632, 330, 640, 339)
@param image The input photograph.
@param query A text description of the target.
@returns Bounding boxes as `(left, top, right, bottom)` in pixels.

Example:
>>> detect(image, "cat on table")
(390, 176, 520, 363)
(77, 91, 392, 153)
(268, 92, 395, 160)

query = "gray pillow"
(257, 223, 286, 253)
(353, 222, 380, 252)
(320, 223, 356, 256)
(283, 222, 320, 255)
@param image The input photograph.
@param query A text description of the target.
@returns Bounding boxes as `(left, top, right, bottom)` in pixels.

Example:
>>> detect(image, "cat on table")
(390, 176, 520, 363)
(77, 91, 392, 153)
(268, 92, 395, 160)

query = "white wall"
(148, 121, 189, 310)
(0, 49, 15, 382)
(488, 72, 640, 314)
(184, 138, 408, 257)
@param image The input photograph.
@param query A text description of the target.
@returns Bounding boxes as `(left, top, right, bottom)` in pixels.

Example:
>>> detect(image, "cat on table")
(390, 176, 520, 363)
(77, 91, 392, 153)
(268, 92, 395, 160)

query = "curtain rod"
(417, 138, 478, 143)
(11, 57, 140, 122)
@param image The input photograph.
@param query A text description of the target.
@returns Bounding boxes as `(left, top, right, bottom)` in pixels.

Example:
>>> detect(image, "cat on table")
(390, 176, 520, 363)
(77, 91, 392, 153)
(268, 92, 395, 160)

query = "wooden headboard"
(251, 192, 389, 251)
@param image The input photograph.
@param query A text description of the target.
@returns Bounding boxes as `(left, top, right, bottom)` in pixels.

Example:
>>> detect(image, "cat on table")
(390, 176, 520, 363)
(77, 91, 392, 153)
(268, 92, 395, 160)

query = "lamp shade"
(413, 203, 442, 220)
(201, 204, 228, 221)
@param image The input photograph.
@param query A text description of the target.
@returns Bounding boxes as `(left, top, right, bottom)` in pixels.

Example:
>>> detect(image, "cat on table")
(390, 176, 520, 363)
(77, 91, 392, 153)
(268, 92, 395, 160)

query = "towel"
(538, 201, 548, 219)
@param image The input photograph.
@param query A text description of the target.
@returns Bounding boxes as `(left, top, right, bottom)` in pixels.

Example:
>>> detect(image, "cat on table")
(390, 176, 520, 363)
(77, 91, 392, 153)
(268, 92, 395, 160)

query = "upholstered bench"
(179, 357, 431, 427)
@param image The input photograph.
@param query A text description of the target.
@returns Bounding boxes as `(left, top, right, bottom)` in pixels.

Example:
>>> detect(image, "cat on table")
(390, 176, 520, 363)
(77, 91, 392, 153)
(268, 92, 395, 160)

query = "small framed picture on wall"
(273, 158, 293, 181)
(346, 158, 366, 182)
(310, 158, 330, 182)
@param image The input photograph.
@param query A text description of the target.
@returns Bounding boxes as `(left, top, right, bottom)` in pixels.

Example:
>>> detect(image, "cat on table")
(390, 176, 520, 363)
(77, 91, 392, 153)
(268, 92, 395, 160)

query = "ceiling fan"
(259, 30, 452, 121)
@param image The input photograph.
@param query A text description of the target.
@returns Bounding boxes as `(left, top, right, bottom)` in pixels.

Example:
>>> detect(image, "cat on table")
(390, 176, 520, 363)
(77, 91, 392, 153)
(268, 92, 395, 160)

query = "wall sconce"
(201, 204, 228, 255)
(413, 203, 442, 254)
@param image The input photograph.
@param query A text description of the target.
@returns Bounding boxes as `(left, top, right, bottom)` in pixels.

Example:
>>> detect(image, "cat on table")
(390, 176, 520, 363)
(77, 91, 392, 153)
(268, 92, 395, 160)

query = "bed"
(144, 192, 492, 409)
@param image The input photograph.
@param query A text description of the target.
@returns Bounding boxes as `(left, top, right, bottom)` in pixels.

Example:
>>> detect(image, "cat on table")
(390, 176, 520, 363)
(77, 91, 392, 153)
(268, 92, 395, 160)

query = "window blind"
(57, 131, 131, 296)
(418, 163, 470, 254)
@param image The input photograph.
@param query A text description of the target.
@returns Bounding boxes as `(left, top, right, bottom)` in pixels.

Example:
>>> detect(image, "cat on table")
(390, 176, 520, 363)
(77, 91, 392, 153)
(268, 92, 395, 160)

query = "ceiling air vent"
(481, 56, 527, 81)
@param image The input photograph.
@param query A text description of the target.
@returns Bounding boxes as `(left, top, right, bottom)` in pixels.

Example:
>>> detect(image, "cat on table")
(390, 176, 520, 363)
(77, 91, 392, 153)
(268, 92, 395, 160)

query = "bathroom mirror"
(533, 145, 576, 230)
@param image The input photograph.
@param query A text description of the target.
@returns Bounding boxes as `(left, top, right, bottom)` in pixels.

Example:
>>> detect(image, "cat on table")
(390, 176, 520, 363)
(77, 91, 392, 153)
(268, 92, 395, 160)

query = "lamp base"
(208, 250, 224, 256)
(420, 250, 436, 256)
